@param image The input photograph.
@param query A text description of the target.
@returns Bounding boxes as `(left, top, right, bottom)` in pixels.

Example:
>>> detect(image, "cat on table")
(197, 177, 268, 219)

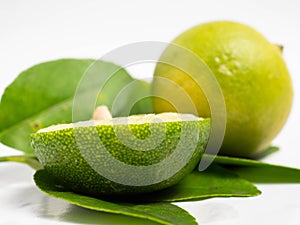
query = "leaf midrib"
(0, 95, 76, 138)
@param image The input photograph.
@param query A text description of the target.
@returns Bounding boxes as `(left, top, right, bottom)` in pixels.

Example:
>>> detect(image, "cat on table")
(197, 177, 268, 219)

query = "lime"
(31, 113, 210, 196)
(152, 21, 293, 157)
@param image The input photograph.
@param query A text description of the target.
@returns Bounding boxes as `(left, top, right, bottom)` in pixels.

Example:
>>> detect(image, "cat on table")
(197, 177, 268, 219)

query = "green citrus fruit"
(152, 21, 293, 158)
(31, 113, 210, 196)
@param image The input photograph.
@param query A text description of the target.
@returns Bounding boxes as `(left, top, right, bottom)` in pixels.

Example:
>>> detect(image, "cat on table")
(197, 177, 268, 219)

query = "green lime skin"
(153, 21, 293, 158)
(31, 117, 210, 197)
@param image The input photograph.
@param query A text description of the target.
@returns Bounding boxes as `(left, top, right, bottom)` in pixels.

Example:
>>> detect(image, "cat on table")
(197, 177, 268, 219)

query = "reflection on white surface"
(189, 203, 239, 223)
(0, 163, 158, 225)
(178, 184, 300, 225)
(0, 162, 299, 225)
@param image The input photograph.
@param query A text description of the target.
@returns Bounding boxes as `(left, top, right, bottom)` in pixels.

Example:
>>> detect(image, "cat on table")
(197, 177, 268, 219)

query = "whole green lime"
(152, 21, 293, 158)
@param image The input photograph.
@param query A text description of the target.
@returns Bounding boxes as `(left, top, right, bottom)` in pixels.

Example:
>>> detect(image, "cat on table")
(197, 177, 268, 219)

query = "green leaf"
(0, 154, 42, 170)
(2, 155, 260, 203)
(131, 164, 260, 202)
(204, 153, 300, 183)
(129, 79, 153, 115)
(0, 59, 152, 154)
(2, 154, 260, 203)
(252, 146, 280, 160)
(34, 170, 197, 225)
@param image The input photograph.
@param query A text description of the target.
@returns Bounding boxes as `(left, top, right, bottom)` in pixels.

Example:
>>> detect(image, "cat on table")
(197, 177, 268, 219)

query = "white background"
(0, 0, 300, 224)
